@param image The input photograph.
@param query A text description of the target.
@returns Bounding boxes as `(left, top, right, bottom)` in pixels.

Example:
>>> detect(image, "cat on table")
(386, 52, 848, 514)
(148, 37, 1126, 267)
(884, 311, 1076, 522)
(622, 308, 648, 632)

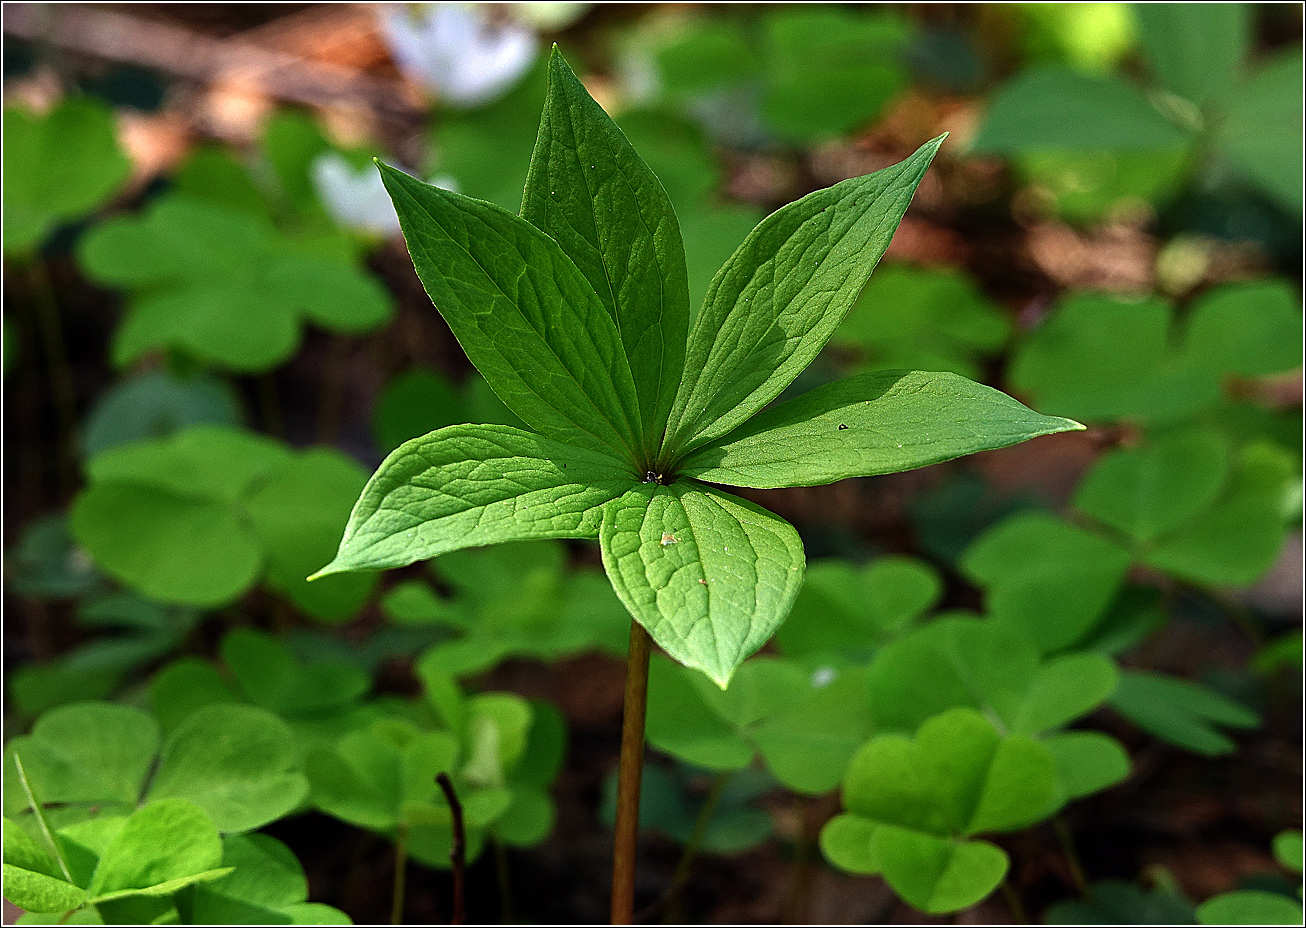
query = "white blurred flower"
(509, 3, 592, 31)
(312, 152, 457, 237)
(379, 3, 538, 108)
(811, 665, 837, 689)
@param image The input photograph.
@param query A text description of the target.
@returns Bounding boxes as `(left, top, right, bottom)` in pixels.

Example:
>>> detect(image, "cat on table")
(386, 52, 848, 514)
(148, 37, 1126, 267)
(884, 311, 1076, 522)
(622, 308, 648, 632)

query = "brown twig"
(436, 772, 466, 926)
(611, 620, 652, 924)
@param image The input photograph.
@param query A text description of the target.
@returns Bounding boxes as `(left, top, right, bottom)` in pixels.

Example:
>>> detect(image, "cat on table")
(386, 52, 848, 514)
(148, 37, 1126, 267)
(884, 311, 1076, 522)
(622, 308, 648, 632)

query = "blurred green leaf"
(1214, 49, 1304, 215)
(832, 265, 1009, 380)
(1110, 669, 1258, 755)
(961, 511, 1132, 653)
(1045, 878, 1197, 924)
(775, 555, 941, 661)
(971, 68, 1189, 154)
(1135, 3, 1249, 109)
(81, 369, 243, 460)
(3, 98, 131, 256)
(373, 368, 464, 454)
(1196, 889, 1303, 925)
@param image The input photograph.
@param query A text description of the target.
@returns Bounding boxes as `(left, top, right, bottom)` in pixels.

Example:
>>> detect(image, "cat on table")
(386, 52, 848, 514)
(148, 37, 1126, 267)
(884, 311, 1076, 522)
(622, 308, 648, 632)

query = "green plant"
(973, 4, 1303, 217)
(314, 48, 1080, 919)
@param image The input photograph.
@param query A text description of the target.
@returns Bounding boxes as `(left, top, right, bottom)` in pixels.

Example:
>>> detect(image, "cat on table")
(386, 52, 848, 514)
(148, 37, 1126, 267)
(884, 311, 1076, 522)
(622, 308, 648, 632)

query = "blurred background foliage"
(2, 3, 1302, 924)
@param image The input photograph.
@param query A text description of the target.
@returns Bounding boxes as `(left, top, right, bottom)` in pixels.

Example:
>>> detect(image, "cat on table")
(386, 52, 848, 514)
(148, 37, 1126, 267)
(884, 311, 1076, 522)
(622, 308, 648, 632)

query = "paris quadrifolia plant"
(313, 47, 1082, 923)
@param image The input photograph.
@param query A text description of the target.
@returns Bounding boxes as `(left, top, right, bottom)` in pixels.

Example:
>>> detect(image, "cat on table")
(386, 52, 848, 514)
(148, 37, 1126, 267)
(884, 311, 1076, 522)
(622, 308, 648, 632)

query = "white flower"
(379, 3, 538, 108)
(811, 665, 837, 689)
(312, 152, 457, 237)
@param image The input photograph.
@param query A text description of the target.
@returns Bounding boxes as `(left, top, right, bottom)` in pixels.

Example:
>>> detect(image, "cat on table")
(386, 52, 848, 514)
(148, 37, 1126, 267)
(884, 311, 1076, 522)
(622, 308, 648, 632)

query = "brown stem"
(390, 823, 408, 926)
(611, 620, 652, 925)
(436, 772, 466, 925)
(27, 260, 78, 496)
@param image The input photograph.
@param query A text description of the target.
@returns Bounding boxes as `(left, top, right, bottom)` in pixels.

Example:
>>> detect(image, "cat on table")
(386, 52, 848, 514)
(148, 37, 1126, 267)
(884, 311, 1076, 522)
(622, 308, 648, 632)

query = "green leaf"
(1274, 831, 1303, 874)
(522, 49, 690, 463)
(819, 814, 881, 875)
(4, 704, 158, 813)
(832, 264, 1010, 380)
(148, 659, 240, 733)
(81, 370, 243, 460)
(1007, 292, 1218, 425)
(842, 707, 1056, 837)
(378, 163, 643, 460)
(1145, 442, 1296, 586)
(1110, 670, 1259, 755)
(1042, 731, 1131, 803)
(680, 370, 1082, 488)
(314, 424, 633, 577)
(644, 656, 755, 771)
(80, 196, 393, 372)
(1135, 3, 1249, 109)
(7, 514, 103, 600)
(868, 618, 1117, 737)
(147, 705, 309, 833)
(3, 819, 86, 913)
(662, 136, 945, 458)
(1074, 428, 1230, 543)
(3, 98, 131, 256)
(970, 67, 1190, 154)
(1214, 50, 1304, 215)
(1179, 279, 1305, 379)
(961, 512, 1132, 653)
(373, 368, 465, 454)
(86, 799, 224, 901)
(71, 483, 263, 607)
(750, 665, 876, 794)
(600, 482, 805, 686)
(1197, 890, 1303, 926)
(245, 449, 376, 622)
(761, 7, 912, 142)
(70, 426, 288, 606)
(220, 629, 369, 718)
(1046, 879, 1197, 925)
(775, 556, 941, 661)
(305, 729, 403, 831)
(871, 825, 1008, 915)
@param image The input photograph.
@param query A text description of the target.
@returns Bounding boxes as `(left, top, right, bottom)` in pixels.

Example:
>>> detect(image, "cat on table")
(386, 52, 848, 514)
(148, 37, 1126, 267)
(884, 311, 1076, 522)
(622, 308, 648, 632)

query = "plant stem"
(1053, 815, 1089, 895)
(492, 833, 513, 924)
(638, 770, 733, 921)
(611, 620, 652, 925)
(258, 372, 284, 438)
(390, 823, 408, 926)
(27, 260, 78, 496)
(1000, 878, 1028, 924)
(670, 769, 730, 893)
(436, 772, 466, 925)
(781, 795, 816, 924)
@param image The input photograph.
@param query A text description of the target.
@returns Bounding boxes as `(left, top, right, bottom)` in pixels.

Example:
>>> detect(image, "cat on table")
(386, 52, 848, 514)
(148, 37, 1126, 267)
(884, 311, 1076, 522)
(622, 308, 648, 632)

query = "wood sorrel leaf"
(1135, 3, 1249, 109)
(315, 424, 633, 577)
(599, 482, 805, 687)
(378, 163, 643, 460)
(661, 136, 945, 458)
(522, 49, 690, 463)
(86, 799, 225, 902)
(680, 370, 1083, 488)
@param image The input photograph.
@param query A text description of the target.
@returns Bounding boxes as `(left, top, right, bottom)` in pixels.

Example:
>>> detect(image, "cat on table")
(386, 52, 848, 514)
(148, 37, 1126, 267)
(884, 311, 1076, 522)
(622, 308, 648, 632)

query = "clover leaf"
(79, 195, 393, 372)
(3, 702, 308, 835)
(316, 49, 1079, 687)
(645, 655, 874, 794)
(821, 707, 1058, 914)
(1109, 669, 1259, 756)
(382, 539, 630, 677)
(3, 98, 131, 257)
(830, 264, 1010, 381)
(1010, 283, 1302, 425)
(3, 799, 231, 917)
(71, 426, 376, 618)
(773, 555, 942, 662)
